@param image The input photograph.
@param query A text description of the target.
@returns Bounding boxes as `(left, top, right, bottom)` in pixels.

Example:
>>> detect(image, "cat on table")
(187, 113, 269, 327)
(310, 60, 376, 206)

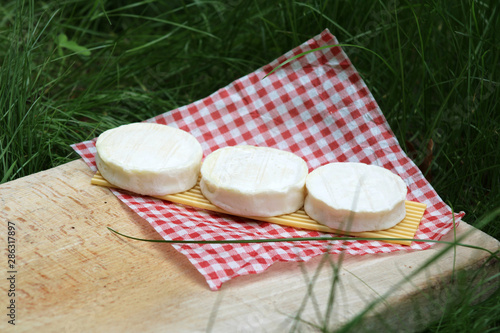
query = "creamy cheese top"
(201, 145, 308, 194)
(96, 123, 202, 172)
(306, 162, 407, 212)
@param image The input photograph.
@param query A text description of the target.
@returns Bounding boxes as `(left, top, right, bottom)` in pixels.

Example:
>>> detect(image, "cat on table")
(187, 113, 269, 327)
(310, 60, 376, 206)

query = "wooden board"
(0, 159, 498, 332)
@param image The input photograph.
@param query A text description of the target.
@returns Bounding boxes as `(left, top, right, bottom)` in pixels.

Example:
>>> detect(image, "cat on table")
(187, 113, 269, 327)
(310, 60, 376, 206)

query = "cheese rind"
(95, 123, 203, 196)
(304, 162, 407, 232)
(200, 145, 308, 217)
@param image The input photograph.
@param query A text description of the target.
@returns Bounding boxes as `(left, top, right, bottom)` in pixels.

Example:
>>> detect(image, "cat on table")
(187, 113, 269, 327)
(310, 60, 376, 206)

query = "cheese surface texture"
(95, 123, 203, 196)
(304, 162, 407, 232)
(200, 145, 308, 217)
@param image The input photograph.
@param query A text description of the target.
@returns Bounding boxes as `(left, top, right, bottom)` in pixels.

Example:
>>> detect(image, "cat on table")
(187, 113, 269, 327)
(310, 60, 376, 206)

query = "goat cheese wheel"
(200, 145, 308, 217)
(95, 123, 203, 196)
(304, 162, 407, 232)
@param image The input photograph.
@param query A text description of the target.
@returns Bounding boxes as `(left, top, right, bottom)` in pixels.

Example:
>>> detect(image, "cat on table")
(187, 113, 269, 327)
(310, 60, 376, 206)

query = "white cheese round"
(304, 162, 407, 232)
(200, 145, 308, 217)
(95, 123, 203, 196)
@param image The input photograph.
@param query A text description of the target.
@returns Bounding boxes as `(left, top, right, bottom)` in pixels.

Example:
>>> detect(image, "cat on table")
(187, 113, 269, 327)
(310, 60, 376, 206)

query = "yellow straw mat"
(92, 172, 426, 246)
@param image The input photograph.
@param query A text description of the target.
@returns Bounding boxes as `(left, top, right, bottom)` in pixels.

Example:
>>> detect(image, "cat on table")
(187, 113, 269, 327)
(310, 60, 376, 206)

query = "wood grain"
(0, 159, 498, 332)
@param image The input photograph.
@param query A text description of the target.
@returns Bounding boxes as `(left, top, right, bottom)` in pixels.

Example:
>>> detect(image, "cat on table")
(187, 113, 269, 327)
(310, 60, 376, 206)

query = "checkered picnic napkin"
(72, 29, 465, 290)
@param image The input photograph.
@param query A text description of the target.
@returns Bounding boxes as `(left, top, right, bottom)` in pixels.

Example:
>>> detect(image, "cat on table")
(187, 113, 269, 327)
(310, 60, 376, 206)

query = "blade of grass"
(106, 227, 499, 259)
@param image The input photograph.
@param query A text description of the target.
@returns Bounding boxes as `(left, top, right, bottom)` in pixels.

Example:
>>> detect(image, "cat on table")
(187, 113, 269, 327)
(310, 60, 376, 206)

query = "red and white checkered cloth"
(72, 29, 465, 290)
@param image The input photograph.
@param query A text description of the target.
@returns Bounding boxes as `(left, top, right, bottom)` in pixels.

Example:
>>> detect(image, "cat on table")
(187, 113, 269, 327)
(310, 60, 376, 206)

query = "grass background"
(1, 0, 498, 331)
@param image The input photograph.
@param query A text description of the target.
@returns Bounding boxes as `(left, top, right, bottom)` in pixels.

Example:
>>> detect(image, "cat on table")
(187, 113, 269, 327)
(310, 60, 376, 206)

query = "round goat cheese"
(304, 162, 407, 232)
(95, 123, 203, 196)
(200, 145, 308, 217)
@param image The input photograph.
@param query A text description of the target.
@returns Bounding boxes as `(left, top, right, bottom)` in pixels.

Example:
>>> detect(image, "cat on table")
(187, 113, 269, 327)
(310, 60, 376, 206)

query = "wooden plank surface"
(0, 159, 498, 332)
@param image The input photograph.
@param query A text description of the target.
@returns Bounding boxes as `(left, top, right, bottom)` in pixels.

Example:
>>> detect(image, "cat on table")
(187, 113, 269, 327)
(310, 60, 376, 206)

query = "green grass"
(1, 0, 499, 331)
